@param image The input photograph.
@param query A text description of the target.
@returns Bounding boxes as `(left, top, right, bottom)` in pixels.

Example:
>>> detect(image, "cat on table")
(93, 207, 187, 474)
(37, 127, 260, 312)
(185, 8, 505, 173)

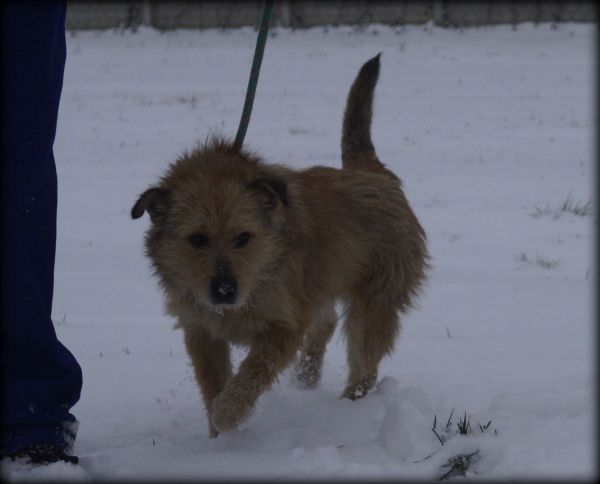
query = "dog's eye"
(188, 233, 209, 248)
(234, 232, 252, 248)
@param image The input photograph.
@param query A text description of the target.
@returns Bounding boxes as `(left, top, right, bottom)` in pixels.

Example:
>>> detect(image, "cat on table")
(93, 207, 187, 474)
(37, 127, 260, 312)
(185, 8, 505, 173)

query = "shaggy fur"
(132, 54, 429, 437)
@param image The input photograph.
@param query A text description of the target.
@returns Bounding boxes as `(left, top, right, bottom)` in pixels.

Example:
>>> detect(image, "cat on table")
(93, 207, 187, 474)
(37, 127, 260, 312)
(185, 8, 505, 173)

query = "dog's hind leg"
(295, 303, 337, 389)
(341, 293, 400, 399)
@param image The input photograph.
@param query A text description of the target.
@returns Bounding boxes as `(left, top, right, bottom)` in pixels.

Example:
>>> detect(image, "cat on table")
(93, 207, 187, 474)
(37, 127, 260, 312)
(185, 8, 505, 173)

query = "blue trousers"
(1, 1, 82, 454)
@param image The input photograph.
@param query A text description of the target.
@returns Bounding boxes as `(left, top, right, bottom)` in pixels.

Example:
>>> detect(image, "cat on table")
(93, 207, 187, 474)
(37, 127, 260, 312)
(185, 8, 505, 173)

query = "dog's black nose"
(210, 276, 237, 304)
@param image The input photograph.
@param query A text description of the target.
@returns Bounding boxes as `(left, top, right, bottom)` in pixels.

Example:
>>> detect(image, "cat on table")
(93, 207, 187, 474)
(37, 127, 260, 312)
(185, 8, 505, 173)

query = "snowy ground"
(3, 22, 596, 480)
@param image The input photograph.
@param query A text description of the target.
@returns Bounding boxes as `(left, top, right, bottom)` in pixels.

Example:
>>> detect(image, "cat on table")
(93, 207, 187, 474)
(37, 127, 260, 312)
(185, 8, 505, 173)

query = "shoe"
(2, 443, 79, 465)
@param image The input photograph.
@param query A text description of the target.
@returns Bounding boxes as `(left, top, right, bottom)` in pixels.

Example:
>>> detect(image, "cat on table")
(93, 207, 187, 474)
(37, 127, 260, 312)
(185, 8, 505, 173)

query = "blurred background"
(65, 1, 596, 30)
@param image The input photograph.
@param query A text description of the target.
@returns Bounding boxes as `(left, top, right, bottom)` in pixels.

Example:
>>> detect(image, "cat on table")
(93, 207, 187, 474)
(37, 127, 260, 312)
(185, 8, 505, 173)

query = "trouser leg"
(1, 0, 82, 455)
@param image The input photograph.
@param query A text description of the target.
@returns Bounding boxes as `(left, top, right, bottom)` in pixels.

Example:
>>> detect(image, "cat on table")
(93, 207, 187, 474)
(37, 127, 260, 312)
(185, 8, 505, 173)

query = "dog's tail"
(341, 54, 384, 171)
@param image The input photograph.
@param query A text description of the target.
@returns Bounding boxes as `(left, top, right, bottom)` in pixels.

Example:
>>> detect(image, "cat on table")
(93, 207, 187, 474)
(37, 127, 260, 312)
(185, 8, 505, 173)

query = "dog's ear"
(249, 177, 288, 209)
(131, 187, 170, 223)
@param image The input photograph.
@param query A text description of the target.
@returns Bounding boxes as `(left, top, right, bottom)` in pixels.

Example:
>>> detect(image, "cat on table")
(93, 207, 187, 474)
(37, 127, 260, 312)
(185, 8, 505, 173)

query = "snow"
(3, 22, 594, 480)
(1, 459, 91, 482)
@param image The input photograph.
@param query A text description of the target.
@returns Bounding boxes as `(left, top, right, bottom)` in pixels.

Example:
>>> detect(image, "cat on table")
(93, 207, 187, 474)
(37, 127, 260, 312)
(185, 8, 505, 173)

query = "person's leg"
(0, 1, 82, 458)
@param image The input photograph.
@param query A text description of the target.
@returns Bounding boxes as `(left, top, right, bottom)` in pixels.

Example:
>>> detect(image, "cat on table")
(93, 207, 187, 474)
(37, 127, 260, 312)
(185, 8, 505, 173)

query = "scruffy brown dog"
(132, 55, 428, 437)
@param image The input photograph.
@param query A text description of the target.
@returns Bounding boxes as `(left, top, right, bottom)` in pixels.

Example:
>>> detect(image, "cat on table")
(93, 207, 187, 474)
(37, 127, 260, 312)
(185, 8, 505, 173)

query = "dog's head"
(132, 139, 290, 312)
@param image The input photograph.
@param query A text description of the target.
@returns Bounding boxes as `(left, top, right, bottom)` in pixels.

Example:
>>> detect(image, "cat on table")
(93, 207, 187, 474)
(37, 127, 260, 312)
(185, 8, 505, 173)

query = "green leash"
(233, 0, 275, 150)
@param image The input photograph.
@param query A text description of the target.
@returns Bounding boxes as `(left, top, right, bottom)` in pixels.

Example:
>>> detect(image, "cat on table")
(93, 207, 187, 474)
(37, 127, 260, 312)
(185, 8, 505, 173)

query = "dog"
(132, 54, 429, 437)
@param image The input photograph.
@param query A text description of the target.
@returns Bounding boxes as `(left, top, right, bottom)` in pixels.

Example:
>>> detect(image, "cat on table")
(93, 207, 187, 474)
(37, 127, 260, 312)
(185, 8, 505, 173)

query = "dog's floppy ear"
(249, 177, 288, 209)
(131, 187, 170, 222)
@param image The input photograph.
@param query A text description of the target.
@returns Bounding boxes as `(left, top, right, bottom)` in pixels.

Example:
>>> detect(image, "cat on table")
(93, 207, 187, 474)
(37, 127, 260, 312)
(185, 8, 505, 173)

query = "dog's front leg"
(183, 327, 232, 438)
(211, 324, 301, 433)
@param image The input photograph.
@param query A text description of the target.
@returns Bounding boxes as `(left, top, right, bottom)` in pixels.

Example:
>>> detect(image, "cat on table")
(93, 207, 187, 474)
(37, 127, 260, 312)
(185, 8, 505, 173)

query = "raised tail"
(341, 53, 382, 170)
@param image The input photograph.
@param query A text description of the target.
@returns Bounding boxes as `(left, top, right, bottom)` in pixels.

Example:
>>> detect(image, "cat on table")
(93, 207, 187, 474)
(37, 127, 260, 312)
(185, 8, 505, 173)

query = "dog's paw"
(341, 384, 369, 400)
(211, 383, 252, 433)
(341, 372, 377, 400)
(208, 418, 220, 438)
(294, 354, 321, 389)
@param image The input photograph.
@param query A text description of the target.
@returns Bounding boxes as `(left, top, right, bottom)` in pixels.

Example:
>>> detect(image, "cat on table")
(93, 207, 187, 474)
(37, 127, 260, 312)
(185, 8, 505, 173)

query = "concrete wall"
(65, 1, 597, 30)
